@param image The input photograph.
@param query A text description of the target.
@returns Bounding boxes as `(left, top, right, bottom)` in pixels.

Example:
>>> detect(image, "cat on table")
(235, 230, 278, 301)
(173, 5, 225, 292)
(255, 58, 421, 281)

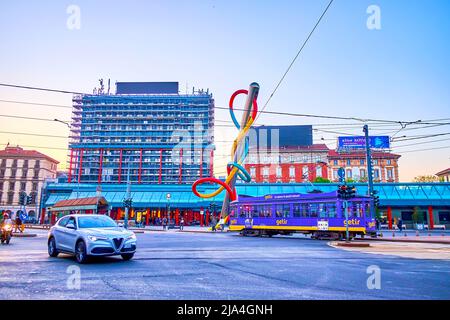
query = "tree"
(313, 177, 331, 183)
(413, 175, 440, 183)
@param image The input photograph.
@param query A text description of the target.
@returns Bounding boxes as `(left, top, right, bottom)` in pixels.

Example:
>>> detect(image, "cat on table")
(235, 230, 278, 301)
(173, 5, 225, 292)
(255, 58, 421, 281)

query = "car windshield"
(77, 216, 117, 229)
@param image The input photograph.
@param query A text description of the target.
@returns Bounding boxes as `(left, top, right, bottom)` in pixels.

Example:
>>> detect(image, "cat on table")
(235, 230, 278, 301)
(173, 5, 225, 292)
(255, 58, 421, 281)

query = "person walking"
(15, 213, 23, 233)
(162, 216, 168, 231)
(397, 219, 403, 232)
(211, 216, 217, 232)
(180, 217, 185, 231)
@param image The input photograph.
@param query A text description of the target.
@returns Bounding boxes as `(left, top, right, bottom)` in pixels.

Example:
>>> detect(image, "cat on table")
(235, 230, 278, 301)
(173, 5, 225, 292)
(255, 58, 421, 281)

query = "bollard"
(392, 232, 395, 238)
(416, 230, 419, 237)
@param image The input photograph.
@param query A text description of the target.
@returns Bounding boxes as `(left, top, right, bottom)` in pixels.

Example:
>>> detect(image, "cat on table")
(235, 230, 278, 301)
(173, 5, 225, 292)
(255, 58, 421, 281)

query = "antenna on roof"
(107, 79, 111, 95)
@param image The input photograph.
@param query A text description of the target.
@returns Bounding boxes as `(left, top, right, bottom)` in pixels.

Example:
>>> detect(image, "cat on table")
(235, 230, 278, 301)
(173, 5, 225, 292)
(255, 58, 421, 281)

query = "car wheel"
(75, 240, 88, 264)
(48, 237, 59, 257)
(121, 253, 134, 261)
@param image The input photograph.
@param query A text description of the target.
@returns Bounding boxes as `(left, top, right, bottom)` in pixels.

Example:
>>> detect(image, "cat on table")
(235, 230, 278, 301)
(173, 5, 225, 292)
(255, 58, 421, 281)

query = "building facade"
(0, 145, 59, 220)
(244, 144, 330, 183)
(327, 150, 401, 183)
(68, 82, 214, 185)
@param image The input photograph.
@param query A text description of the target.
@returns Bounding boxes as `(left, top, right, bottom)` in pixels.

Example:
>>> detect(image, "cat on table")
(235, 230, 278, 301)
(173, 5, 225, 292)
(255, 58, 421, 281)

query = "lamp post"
(166, 193, 171, 222)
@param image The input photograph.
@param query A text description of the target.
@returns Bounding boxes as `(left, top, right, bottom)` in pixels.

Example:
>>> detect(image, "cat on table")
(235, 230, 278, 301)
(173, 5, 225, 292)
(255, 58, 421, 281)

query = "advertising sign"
(338, 136, 390, 149)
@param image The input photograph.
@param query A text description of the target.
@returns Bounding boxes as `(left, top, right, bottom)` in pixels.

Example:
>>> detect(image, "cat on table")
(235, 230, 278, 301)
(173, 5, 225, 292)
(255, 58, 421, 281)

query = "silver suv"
(48, 214, 137, 264)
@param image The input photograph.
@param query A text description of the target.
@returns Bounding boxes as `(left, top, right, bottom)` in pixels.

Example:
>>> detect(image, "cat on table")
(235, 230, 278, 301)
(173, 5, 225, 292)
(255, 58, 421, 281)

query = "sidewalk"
(363, 232, 450, 245)
(130, 225, 222, 233)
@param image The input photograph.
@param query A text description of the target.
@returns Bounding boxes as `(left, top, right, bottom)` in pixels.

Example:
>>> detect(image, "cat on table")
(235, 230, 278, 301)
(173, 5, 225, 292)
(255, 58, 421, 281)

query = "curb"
(356, 238, 450, 245)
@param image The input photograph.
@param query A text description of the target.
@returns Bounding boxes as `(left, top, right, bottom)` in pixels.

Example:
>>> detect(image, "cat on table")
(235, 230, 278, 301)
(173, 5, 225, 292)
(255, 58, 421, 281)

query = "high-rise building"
(68, 82, 214, 184)
(0, 145, 59, 221)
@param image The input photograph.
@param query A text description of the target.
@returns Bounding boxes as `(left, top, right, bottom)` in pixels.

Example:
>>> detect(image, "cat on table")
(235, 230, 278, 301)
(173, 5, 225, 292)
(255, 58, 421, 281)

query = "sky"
(0, 0, 449, 181)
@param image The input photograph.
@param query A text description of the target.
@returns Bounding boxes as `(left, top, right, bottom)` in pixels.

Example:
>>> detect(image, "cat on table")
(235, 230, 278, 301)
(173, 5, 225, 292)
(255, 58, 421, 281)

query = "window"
(20, 181, 26, 190)
(346, 169, 352, 178)
(33, 169, 39, 179)
(387, 168, 393, 180)
(7, 192, 14, 204)
(276, 166, 282, 177)
(21, 169, 27, 178)
(360, 169, 366, 178)
(289, 166, 295, 177)
(293, 203, 301, 217)
(387, 159, 392, 165)
(23, 160, 29, 168)
(275, 204, 291, 218)
(34, 160, 40, 168)
(262, 167, 269, 176)
(12, 159, 18, 167)
(373, 159, 378, 165)
(8, 182, 15, 191)
(32, 182, 38, 191)
(333, 160, 338, 165)
(250, 167, 256, 177)
(360, 159, 365, 165)
(302, 166, 308, 179)
(346, 159, 351, 166)
(374, 169, 380, 179)
(316, 166, 322, 178)
(58, 216, 70, 227)
(10, 169, 16, 178)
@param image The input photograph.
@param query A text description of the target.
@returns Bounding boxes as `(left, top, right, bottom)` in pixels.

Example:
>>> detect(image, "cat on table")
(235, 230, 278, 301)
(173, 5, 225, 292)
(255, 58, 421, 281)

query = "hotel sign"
(338, 136, 390, 149)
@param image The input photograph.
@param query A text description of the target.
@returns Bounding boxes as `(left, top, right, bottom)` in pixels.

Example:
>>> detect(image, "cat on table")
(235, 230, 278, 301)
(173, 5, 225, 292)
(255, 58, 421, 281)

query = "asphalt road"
(0, 230, 449, 300)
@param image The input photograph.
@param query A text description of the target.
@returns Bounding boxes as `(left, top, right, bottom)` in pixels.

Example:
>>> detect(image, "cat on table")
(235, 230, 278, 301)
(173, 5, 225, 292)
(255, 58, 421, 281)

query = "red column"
(200, 208, 204, 227)
(206, 210, 209, 226)
(428, 206, 434, 230)
(68, 149, 73, 183)
(175, 208, 180, 225)
(138, 148, 143, 184)
(98, 148, 104, 184)
(159, 149, 163, 184)
(146, 208, 150, 225)
(78, 148, 84, 183)
(210, 150, 214, 177)
(179, 148, 183, 184)
(40, 208, 46, 224)
(118, 149, 123, 183)
(387, 206, 393, 230)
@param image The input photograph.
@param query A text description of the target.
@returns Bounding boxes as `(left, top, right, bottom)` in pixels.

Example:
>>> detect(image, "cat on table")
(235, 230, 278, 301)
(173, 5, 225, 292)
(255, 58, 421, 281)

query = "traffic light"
(123, 198, 133, 208)
(370, 190, 380, 207)
(26, 195, 32, 205)
(337, 185, 347, 199)
(19, 191, 27, 205)
(347, 185, 356, 199)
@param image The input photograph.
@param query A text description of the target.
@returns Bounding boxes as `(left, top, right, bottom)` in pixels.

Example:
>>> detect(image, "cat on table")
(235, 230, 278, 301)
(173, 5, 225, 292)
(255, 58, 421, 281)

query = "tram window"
(365, 202, 371, 218)
(319, 203, 327, 218)
(275, 205, 283, 217)
(293, 203, 301, 217)
(310, 203, 319, 217)
(283, 204, 290, 218)
(300, 203, 310, 217)
(263, 205, 272, 218)
(252, 205, 259, 218)
(239, 205, 245, 218)
(327, 203, 337, 218)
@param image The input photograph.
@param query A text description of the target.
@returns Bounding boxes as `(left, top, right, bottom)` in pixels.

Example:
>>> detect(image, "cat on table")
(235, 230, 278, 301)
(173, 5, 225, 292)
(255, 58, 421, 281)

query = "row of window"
(0, 159, 41, 168)
(249, 166, 323, 178)
(0, 181, 39, 192)
(0, 191, 38, 205)
(246, 154, 326, 164)
(331, 159, 393, 166)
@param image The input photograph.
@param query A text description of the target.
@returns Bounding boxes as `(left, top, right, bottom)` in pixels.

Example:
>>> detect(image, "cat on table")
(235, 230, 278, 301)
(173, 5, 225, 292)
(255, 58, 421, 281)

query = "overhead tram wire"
(391, 138, 450, 149)
(1, 95, 449, 127)
(255, 0, 335, 123)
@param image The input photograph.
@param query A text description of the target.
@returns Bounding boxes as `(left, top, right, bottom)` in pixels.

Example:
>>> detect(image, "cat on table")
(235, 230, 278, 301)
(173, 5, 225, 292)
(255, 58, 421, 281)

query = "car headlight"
(88, 235, 108, 242)
(126, 234, 136, 241)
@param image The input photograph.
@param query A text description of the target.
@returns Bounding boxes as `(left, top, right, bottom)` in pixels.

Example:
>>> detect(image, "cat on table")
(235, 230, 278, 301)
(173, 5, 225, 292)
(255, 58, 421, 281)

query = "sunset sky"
(0, 0, 449, 181)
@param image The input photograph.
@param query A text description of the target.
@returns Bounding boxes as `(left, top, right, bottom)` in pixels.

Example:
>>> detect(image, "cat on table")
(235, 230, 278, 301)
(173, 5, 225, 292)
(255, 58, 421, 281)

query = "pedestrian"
(211, 216, 217, 232)
(162, 216, 167, 231)
(15, 213, 23, 233)
(397, 219, 403, 232)
(180, 217, 184, 231)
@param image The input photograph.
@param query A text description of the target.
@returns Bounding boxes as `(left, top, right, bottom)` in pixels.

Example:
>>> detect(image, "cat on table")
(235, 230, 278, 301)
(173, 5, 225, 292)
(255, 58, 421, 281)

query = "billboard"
(251, 125, 313, 149)
(338, 136, 390, 149)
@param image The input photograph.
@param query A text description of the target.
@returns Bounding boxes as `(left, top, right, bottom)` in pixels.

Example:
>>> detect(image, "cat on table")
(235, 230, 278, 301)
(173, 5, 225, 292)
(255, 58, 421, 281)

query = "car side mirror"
(66, 223, 76, 230)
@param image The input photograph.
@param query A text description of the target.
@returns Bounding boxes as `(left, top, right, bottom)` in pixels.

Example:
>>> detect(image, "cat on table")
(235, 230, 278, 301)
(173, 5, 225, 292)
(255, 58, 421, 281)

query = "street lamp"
(166, 193, 171, 222)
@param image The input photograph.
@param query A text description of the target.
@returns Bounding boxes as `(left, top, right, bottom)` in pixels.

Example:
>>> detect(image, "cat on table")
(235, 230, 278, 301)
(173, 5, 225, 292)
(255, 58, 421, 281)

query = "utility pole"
(363, 124, 376, 220)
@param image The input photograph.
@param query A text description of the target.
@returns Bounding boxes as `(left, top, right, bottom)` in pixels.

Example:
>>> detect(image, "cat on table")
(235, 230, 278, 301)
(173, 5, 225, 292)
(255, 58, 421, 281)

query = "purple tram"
(228, 191, 376, 240)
